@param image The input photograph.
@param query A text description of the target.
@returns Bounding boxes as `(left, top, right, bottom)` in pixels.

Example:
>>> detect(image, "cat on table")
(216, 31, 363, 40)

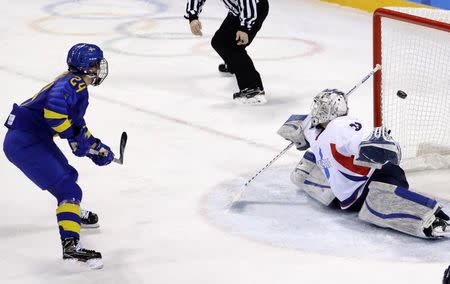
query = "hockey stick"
(229, 65, 382, 210)
(345, 64, 381, 97)
(88, 131, 128, 165)
(113, 131, 127, 165)
(229, 142, 294, 209)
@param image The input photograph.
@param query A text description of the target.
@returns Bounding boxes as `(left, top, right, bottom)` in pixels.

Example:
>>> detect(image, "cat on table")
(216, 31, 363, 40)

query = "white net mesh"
(379, 8, 450, 171)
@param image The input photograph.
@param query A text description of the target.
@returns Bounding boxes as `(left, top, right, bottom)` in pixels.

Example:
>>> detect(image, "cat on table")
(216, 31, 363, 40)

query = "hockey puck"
(397, 90, 408, 99)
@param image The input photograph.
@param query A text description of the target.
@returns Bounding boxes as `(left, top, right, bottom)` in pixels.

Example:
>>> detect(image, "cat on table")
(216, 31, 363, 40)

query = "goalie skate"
(81, 209, 99, 228)
(62, 238, 103, 269)
(428, 217, 450, 238)
(233, 88, 267, 105)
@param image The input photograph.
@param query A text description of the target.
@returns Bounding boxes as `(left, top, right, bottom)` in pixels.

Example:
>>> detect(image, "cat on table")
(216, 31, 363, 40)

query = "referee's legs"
(211, 0, 269, 91)
(231, 47, 262, 90)
(211, 14, 236, 72)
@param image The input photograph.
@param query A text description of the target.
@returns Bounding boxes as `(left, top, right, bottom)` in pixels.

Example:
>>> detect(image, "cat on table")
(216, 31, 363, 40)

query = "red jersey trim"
(330, 143, 370, 176)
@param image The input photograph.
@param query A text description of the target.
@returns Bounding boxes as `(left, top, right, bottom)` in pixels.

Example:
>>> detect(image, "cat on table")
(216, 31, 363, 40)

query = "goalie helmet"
(67, 43, 108, 86)
(310, 89, 348, 127)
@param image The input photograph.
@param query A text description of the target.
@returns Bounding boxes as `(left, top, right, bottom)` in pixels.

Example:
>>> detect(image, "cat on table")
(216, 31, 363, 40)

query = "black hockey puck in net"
(397, 90, 408, 99)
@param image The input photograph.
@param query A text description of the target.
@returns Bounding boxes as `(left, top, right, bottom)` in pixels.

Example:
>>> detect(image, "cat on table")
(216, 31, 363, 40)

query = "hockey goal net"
(373, 7, 450, 171)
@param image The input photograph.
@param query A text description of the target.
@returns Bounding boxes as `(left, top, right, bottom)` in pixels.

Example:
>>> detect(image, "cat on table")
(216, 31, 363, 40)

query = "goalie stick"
(345, 64, 381, 98)
(229, 65, 382, 210)
(229, 142, 294, 209)
(89, 131, 128, 165)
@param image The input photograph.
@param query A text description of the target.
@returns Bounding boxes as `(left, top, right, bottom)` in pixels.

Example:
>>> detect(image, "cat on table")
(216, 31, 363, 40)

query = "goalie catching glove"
(277, 115, 310, 150)
(355, 125, 401, 168)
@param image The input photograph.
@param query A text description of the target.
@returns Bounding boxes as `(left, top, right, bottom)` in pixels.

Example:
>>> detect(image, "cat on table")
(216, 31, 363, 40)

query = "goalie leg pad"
(358, 181, 439, 238)
(291, 151, 336, 206)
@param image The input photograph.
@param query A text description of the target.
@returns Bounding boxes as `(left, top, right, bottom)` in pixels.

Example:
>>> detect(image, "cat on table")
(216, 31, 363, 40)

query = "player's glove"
(68, 126, 96, 157)
(355, 125, 401, 168)
(277, 115, 310, 150)
(86, 139, 114, 166)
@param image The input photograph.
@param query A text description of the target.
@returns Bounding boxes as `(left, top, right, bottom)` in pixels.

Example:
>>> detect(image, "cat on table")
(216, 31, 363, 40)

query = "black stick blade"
(114, 132, 127, 165)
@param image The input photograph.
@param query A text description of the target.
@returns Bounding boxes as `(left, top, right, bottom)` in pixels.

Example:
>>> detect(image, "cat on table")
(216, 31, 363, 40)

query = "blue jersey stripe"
(338, 170, 369, 182)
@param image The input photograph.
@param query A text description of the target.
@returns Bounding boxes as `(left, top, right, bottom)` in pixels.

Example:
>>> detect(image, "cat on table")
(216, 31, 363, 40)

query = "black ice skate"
(233, 87, 267, 105)
(218, 63, 234, 76)
(429, 217, 450, 238)
(443, 265, 450, 284)
(62, 238, 103, 269)
(424, 209, 450, 238)
(81, 209, 99, 228)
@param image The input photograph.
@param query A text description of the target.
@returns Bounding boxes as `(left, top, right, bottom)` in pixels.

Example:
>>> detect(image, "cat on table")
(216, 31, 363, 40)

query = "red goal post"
(373, 7, 450, 170)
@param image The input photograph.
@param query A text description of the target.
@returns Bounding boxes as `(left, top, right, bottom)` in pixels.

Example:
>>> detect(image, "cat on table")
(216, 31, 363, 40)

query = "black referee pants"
(211, 0, 269, 91)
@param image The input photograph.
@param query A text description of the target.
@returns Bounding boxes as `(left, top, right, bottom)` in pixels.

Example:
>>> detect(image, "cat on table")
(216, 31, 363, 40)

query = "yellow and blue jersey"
(9, 72, 92, 139)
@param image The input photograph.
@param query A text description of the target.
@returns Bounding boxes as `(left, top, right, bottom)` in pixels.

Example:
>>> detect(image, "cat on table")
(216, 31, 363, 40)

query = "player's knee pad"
(56, 200, 81, 241)
(358, 181, 439, 238)
(291, 151, 335, 206)
(49, 172, 83, 204)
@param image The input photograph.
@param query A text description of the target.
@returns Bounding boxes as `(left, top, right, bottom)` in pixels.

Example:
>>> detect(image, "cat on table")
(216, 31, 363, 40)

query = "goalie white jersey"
(302, 115, 376, 208)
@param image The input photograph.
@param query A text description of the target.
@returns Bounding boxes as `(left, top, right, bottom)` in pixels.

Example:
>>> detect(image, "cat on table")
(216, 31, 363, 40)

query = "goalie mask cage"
(373, 7, 450, 171)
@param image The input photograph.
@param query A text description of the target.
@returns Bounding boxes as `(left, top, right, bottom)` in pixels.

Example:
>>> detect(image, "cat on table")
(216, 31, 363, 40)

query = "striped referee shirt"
(185, 0, 260, 32)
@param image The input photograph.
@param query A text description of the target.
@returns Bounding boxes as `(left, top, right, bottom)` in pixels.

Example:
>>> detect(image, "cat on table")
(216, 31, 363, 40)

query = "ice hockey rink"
(1, 0, 449, 283)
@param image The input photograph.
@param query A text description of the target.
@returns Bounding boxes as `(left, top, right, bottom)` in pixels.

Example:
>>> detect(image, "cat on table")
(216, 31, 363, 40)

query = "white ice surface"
(0, 0, 449, 283)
